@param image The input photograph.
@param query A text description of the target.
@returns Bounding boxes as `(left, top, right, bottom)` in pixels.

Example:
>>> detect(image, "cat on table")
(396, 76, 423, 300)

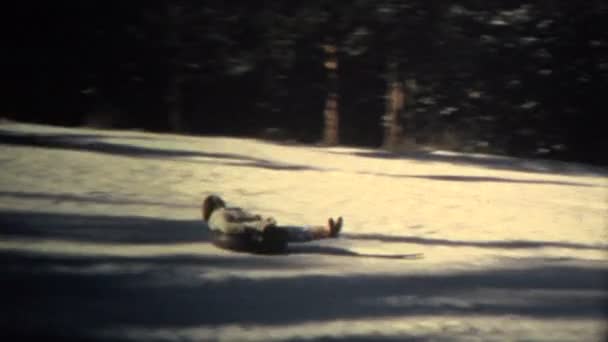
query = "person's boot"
(328, 217, 343, 238)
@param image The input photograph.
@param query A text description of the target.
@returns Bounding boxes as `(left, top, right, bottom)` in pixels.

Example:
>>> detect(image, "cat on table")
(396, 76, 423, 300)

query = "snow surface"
(1, 121, 606, 341)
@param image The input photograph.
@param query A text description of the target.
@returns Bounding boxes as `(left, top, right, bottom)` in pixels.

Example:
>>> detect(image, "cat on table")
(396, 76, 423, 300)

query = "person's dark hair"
(202, 195, 226, 221)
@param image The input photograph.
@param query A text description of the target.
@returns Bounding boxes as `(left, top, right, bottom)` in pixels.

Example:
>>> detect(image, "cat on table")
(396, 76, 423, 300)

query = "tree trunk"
(166, 3, 183, 132)
(382, 62, 406, 149)
(167, 74, 183, 132)
(323, 93, 339, 145)
(322, 43, 339, 146)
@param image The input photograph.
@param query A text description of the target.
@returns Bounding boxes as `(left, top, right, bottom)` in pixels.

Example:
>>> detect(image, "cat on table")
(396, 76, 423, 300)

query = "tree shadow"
(0, 210, 209, 244)
(0, 128, 323, 172)
(0, 128, 261, 160)
(284, 336, 428, 342)
(1, 248, 606, 340)
(329, 149, 608, 177)
(0, 210, 410, 260)
(357, 172, 599, 187)
(287, 243, 423, 260)
(0, 191, 197, 209)
(184, 158, 326, 171)
(344, 233, 608, 251)
(1, 211, 606, 340)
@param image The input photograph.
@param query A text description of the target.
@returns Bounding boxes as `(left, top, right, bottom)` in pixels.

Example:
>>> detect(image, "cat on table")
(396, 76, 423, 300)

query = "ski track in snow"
(0, 122, 607, 341)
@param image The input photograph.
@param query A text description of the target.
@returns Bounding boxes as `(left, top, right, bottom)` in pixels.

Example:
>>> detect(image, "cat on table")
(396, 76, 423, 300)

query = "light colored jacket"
(208, 206, 273, 234)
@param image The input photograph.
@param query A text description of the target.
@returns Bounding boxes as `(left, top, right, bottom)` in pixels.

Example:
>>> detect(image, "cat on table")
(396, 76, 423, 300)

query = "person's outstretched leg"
(282, 217, 343, 242)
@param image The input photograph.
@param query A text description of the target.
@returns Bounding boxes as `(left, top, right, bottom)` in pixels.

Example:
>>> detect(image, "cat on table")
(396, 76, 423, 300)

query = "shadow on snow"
(0, 210, 412, 259)
(0, 191, 197, 210)
(1, 210, 606, 340)
(329, 149, 608, 177)
(357, 171, 599, 187)
(0, 129, 323, 172)
(344, 233, 608, 252)
(1, 251, 606, 339)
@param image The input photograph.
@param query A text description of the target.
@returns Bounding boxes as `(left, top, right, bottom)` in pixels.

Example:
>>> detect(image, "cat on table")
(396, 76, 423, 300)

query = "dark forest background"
(3, 1, 607, 165)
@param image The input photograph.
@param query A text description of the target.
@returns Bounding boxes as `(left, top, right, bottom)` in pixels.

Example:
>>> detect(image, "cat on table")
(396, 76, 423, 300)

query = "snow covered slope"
(1, 121, 606, 341)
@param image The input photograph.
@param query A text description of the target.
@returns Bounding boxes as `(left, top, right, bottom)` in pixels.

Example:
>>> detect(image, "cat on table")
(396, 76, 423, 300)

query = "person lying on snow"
(202, 195, 343, 253)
